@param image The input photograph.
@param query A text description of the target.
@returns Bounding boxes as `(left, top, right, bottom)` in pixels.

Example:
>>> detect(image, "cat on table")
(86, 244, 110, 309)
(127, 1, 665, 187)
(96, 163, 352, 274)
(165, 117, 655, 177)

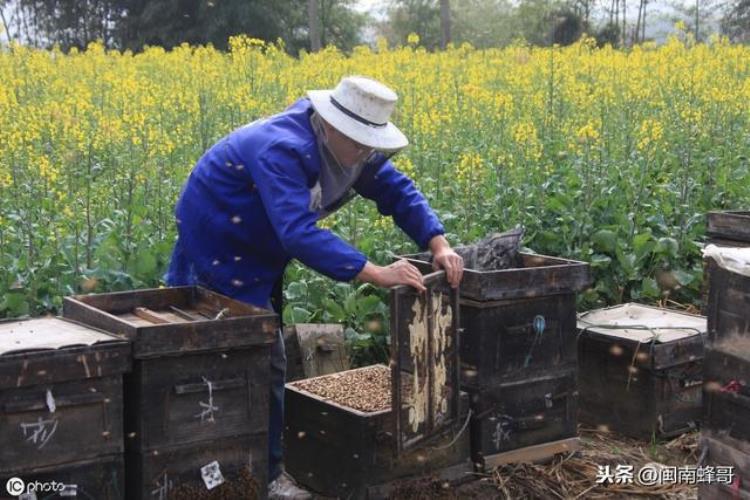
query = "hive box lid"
(0, 317, 130, 388)
(703, 245, 750, 278)
(398, 252, 591, 302)
(0, 317, 122, 356)
(577, 303, 707, 343)
(62, 286, 278, 358)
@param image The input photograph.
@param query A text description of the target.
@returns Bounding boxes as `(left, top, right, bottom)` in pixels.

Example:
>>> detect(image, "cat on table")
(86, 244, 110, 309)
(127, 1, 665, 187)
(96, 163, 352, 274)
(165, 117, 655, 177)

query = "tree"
(451, 0, 516, 48)
(1, 0, 365, 54)
(667, 0, 723, 42)
(0, 1, 14, 43)
(317, 0, 367, 51)
(721, 0, 750, 41)
(571, 0, 595, 24)
(440, 0, 451, 48)
(634, 0, 648, 44)
(514, 0, 577, 46)
(380, 0, 442, 49)
(595, 21, 621, 46)
(114, 0, 307, 52)
(552, 8, 586, 45)
(2, 0, 126, 50)
(309, 0, 321, 52)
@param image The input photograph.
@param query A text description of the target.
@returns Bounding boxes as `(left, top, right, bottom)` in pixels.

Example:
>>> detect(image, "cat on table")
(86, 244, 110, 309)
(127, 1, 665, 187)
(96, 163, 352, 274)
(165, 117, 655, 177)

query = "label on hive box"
(201, 460, 225, 490)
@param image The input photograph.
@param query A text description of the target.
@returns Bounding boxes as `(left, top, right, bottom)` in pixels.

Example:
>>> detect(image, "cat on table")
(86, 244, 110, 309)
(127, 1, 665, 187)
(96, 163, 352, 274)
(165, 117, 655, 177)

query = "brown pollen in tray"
(290, 365, 396, 413)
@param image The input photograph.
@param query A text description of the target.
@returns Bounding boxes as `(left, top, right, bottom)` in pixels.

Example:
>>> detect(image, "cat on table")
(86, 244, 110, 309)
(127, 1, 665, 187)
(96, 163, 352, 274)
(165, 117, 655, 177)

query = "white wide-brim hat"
(308, 76, 409, 153)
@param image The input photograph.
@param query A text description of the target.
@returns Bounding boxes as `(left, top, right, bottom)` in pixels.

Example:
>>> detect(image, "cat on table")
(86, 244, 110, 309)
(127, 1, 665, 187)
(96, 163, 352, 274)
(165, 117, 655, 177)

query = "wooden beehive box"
(577, 303, 707, 439)
(705, 256, 750, 345)
(284, 272, 472, 499)
(0, 317, 129, 497)
(701, 213, 750, 315)
(400, 251, 590, 468)
(285, 366, 471, 499)
(5, 454, 126, 500)
(469, 368, 578, 470)
(125, 433, 267, 500)
(707, 210, 750, 246)
(401, 252, 590, 389)
(698, 430, 750, 500)
(63, 286, 277, 500)
(703, 333, 750, 445)
(401, 252, 591, 303)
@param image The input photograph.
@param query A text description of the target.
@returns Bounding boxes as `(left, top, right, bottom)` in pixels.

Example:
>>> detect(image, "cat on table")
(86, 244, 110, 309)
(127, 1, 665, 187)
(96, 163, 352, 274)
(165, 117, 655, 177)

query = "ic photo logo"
(5, 477, 76, 498)
(5, 477, 25, 496)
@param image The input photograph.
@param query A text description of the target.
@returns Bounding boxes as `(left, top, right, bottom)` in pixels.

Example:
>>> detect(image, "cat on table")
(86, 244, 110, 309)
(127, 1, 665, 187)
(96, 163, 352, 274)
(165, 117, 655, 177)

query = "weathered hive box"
(707, 210, 750, 247)
(705, 253, 750, 345)
(577, 303, 706, 439)
(698, 430, 750, 500)
(400, 252, 591, 389)
(285, 366, 471, 499)
(401, 251, 589, 469)
(469, 367, 578, 469)
(3, 454, 126, 500)
(703, 334, 750, 444)
(0, 317, 130, 498)
(701, 213, 750, 314)
(285, 272, 472, 499)
(63, 286, 277, 500)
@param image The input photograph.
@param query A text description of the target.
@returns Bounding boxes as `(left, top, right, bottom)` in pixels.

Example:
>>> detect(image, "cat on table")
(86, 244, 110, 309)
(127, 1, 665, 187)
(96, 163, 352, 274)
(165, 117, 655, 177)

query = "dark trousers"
(269, 327, 286, 482)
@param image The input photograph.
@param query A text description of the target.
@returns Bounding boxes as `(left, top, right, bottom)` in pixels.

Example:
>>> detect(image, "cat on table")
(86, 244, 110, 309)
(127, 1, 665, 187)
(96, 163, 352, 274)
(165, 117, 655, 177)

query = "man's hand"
(356, 260, 426, 292)
(429, 235, 464, 288)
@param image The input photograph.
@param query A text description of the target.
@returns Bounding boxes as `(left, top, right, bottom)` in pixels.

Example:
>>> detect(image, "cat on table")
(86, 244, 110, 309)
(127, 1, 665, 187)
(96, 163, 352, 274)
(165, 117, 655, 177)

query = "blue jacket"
(165, 98, 444, 308)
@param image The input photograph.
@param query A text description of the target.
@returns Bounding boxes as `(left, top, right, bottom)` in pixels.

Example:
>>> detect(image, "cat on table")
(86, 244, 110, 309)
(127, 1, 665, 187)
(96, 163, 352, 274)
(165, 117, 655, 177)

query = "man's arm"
(251, 144, 430, 291)
(355, 159, 464, 287)
(354, 159, 445, 249)
(252, 144, 368, 281)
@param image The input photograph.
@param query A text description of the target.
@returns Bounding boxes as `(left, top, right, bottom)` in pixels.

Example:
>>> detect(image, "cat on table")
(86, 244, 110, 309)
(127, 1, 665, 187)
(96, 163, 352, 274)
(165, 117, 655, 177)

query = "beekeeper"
(165, 75, 464, 499)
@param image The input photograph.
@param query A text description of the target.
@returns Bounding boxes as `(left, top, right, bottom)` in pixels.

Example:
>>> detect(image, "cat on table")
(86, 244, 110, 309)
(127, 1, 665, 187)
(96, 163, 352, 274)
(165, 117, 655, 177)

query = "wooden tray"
(63, 286, 278, 358)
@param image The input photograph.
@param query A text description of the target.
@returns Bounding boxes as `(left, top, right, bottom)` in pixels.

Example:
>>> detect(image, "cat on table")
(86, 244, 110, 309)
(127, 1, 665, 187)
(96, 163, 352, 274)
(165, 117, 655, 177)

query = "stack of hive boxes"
(702, 240, 750, 499)
(63, 286, 278, 500)
(401, 251, 591, 470)
(0, 317, 129, 498)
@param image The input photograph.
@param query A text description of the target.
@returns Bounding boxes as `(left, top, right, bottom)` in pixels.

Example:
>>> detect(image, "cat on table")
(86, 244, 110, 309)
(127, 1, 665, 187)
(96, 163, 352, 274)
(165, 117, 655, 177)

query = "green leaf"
(592, 229, 617, 254)
(285, 281, 308, 301)
(641, 277, 660, 298)
(632, 232, 654, 258)
(134, 251, 157, 277)
(282, 305, 311, 324)
(343, 292, 357, 316)
(672, 269, 695, 287)
(589, 254, 612, 268)
(616, 250, 637, 277)
(356, 295, 383, 316)
(655, 237, 679, 258)
(1, 291, 30, 317)
(291, 306, 311, 323)
(322, 298, 346, 322)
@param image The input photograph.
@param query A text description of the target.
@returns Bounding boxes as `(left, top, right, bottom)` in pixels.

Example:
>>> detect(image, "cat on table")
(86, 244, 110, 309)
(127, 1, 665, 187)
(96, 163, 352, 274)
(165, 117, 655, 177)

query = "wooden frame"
(482, 437, 580, 469)
(390, 271, 461, 455)
(399, 252, 592, 302)
(707, 210, 750, 243)
(63, 286, 278, 358)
